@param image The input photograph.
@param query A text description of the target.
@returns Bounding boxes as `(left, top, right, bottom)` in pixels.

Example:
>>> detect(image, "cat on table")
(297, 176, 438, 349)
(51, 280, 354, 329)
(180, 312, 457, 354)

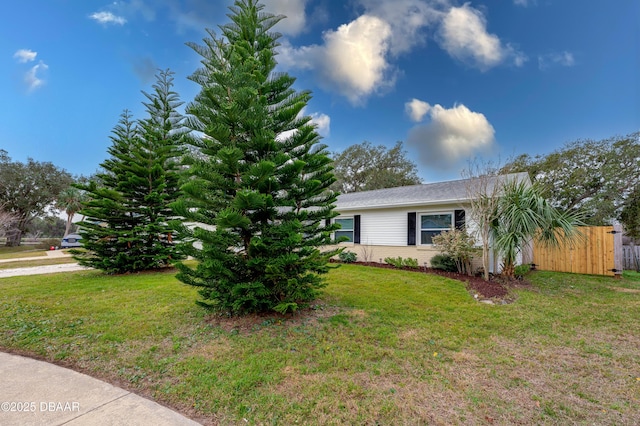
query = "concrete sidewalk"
(0, 250, 91, 278)
(0, 352, 201, 425)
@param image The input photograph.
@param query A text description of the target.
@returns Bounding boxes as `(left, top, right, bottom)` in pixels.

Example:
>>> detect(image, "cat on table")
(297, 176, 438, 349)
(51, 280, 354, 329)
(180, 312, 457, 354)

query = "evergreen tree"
(172, 0, 341, 315)
(75, 70, 186, 273)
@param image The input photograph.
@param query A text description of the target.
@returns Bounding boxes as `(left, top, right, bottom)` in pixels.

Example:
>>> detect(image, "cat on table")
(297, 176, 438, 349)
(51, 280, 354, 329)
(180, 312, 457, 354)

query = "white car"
(61, 233, 83, 248)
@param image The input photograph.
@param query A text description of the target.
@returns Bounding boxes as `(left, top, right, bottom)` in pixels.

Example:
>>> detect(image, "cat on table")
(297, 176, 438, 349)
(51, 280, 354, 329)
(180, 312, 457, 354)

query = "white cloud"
(278, 15, 394, 105)
(405, 98, 432, 122)
(276, 108, 330, 141)
(356, 0, 442, 56)
(263, 0, 309, 36)
(25, 61, 48, 92)
(438, 4, 526, 70)
(406, 102, 495, 170)
(13, 49, 37, 63)
(279, 1, 528, 103)
(310, 112, 330, 136)
(538, 51, 575, 70)
(89, 11, 127, 25)
(513, 0, 536, 6)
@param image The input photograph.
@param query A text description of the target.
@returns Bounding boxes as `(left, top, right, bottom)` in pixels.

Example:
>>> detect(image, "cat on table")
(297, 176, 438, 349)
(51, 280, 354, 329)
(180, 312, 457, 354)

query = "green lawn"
(0, 246, 48, 259)
(0, 266, 638, 425)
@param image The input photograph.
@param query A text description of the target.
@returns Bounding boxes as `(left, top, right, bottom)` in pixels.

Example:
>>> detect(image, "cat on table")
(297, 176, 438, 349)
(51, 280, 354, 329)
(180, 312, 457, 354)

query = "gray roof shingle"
(336, 172, 529, 211)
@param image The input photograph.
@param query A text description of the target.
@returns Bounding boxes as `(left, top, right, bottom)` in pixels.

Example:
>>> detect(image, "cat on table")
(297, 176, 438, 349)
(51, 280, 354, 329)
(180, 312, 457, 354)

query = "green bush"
(429, 254, 458, 272)
(383, 256, 419, 269)
(384, 256, 404, 268)
(338, 251, 357, 263)
(514, 264, 531, 278)
(431, 229, 477, 275)
(402, 257, 419, 269)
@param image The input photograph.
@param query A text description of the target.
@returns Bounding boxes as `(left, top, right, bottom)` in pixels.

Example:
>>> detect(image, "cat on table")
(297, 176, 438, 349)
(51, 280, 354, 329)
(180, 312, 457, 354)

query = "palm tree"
(491, 179, 584, 278)
(57, 187, 86, 237)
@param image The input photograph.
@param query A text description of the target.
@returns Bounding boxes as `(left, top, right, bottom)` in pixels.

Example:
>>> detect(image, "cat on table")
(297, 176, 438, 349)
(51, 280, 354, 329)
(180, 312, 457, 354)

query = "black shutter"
(408, 212, 416, 246)
(454, 209, 465, 230)
(325, 218, 331, 227)
(354, 215, 361, 244)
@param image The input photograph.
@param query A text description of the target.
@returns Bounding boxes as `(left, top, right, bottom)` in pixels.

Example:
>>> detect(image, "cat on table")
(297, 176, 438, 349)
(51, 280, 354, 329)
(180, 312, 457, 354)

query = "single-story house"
(332, 172, 531, 272)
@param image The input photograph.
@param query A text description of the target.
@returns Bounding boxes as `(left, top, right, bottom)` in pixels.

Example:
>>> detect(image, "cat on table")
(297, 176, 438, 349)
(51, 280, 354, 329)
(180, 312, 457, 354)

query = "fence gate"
(533, 225, 622, 277)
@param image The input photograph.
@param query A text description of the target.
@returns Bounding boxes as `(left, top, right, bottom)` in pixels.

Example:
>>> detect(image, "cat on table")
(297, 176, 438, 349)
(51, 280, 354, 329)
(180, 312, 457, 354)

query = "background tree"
(491, 179, 584, 278)
(76, 70, 186, 273)
(172, 0, 341, 315)
(0, 151, 72, 246)
(56, 187, 87, 236)
(26, 216, 66, 238)
(502, 132, 640, 225)
(620, 185, 640, 241)
(620, 184, 640, 271)
(331, 141, 421, 193)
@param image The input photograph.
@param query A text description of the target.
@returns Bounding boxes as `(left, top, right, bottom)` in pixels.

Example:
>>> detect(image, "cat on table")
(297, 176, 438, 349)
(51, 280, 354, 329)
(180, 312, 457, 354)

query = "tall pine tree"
(75, 69, 186, 273)
(172, 0, 341, 315)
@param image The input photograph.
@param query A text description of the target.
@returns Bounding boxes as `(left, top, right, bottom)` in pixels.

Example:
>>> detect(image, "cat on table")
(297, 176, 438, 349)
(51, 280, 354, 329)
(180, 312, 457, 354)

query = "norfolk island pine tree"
(171, 0, 342, 315)
(74, 70, 187, 273)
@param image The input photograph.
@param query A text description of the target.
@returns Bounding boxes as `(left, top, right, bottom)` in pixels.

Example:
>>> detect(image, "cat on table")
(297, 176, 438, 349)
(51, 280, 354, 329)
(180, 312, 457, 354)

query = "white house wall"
(337, 204, 467, 247)
(335, 204, 484, 269)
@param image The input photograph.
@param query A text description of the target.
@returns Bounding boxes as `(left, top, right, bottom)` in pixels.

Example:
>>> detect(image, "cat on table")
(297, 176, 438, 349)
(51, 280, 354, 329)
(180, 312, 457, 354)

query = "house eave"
(336, 198, 471, 212)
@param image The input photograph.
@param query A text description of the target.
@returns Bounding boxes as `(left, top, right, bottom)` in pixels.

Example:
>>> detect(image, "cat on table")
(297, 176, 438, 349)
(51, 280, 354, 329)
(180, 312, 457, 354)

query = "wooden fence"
(533, 225, 623, 277)
(622, 245, 640, 271)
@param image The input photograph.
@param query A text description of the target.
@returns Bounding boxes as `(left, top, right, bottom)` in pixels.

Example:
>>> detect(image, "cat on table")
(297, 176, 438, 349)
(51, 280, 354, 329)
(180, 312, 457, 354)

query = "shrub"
(384, 256, 404, 268)
(432, 229, 478, 275)
(383, 256, 419, 269)
(430, 254, 458, 272)
(402, 257, 419, 269)
(514, 264, 531, 278)
(338, 251, 357, 263)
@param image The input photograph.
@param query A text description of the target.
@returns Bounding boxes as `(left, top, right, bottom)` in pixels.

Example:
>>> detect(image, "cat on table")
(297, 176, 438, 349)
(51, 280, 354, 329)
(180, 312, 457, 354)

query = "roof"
(335, 172, 530, 211)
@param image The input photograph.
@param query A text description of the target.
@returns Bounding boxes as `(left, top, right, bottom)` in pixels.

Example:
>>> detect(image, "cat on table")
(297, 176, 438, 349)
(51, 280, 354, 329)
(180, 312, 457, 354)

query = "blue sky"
(2, 0, 638, 183)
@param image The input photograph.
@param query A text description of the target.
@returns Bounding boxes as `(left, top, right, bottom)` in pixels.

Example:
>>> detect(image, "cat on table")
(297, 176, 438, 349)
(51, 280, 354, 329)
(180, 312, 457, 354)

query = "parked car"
(61, 233, 83, 248)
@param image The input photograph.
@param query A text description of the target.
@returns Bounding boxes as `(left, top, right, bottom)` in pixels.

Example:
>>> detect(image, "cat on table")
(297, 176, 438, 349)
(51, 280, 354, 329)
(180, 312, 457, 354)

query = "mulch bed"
(342, 261, 533, 300)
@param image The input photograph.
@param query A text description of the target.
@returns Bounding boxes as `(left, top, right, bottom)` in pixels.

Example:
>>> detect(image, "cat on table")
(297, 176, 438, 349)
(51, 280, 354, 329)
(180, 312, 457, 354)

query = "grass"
(0, 246, 48, 260)
(0, 266, 638, 425)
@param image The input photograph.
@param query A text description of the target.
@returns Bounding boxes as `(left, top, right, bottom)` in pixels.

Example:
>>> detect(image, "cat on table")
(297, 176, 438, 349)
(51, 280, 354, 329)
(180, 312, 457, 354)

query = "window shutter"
(408, 212, 416, 246)
(354, 215, 361, 244)
(454, 209, 465, 230)
(325, 218, 331, 227)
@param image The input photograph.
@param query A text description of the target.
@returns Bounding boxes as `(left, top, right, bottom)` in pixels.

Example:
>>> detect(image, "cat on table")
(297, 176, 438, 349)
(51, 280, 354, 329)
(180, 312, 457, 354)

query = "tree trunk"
(482, 239, 490, 281)
(64, 213, 74, 237)
(5, 227, 22, 247)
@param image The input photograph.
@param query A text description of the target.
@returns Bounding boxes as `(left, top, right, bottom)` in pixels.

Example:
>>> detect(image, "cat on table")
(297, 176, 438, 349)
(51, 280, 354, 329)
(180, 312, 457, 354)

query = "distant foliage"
(502, 132, 640, 225)
(0, 150, 73, 246)
(331, 141, 421, 193)
(26, 216, 66, 238)
(620, 184, 640, 243)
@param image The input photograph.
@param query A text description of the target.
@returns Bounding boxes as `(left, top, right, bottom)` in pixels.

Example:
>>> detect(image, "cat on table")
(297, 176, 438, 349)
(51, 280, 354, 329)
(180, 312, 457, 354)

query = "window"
(335, 217, 354, 242)
(420, 213, 453, 245)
